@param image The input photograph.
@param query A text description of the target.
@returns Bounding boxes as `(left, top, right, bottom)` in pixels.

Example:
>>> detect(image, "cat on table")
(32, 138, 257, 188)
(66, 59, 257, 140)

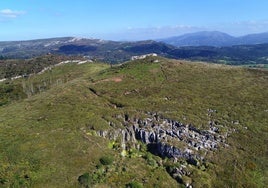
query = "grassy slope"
(0, 55, 84, 79)
(0, 57, 267, 187)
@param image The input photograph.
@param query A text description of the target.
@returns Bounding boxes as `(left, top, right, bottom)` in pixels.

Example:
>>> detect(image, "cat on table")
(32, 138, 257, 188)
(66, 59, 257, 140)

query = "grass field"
(0, 57, 267, 187)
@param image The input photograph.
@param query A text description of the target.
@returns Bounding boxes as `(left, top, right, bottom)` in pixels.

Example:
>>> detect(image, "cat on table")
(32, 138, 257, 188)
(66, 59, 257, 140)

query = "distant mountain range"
(1, 32, 268, 65)
(0, 37, 175, 63)
(159, 31, 268, 47)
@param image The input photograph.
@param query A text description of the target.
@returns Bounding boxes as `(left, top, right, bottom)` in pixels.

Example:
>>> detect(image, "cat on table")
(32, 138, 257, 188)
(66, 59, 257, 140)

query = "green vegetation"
(168, 44, 268, 65)
(0, 82, 26, 106)
(126, 181, 143, 188)
(99, 155, 114, 166)
(0, 56, 267, 187)
(77, 173, 91, 188)
(0, 54, 84, 79)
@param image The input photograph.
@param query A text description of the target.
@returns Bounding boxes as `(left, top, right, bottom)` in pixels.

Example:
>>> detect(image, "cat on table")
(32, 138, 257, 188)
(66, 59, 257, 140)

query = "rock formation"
(96, 112, 230, 162)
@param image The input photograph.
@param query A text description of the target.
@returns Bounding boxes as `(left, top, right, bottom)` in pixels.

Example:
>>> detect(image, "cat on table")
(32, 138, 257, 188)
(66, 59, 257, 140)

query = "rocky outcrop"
(131, 53, 157, 60)
(96, 112, 229, 161)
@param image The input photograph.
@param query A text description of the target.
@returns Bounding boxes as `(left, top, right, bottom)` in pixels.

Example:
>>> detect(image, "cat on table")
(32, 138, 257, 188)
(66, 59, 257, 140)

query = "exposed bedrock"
(96, 112, 229, 161)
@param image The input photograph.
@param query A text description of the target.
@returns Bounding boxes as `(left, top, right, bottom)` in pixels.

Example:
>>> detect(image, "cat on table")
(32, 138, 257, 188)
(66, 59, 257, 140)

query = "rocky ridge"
(96, 112, 231, 163)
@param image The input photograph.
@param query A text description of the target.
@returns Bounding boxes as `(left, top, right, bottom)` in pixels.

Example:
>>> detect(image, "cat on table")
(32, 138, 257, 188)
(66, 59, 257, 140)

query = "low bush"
(99, 155, 114, 166)
(78, 173, 92, 188)
(126, 181, 143, 188)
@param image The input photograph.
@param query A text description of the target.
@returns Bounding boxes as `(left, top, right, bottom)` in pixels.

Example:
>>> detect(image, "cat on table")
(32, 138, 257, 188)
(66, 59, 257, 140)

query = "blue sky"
(1, 0, 268, 41)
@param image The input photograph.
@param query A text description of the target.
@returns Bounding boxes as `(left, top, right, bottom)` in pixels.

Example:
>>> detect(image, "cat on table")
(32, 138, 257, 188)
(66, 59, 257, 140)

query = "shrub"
(78, 173, 92, 188)
(99, 155, 114, 165)
(126, 181, 143, 188)
(143, 153, 157, 167)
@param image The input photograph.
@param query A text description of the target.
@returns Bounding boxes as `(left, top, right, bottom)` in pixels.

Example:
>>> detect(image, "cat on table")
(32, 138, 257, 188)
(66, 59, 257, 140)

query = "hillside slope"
(0, 57, 267, 187)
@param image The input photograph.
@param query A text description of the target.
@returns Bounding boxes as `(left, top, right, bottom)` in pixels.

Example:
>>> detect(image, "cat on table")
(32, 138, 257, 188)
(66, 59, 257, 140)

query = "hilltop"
(0, 56, 267, 187)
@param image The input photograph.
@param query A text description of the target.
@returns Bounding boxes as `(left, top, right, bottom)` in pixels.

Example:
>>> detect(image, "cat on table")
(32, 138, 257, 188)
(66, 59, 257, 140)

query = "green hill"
(0, 57, 267, 187)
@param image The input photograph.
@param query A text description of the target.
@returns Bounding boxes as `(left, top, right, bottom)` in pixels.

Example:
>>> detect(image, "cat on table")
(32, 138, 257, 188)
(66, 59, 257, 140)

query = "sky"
(1, 0, 268, 41)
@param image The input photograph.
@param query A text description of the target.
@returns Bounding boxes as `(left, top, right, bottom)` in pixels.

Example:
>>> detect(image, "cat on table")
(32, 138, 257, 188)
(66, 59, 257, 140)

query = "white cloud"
(0, 9, 26, 18)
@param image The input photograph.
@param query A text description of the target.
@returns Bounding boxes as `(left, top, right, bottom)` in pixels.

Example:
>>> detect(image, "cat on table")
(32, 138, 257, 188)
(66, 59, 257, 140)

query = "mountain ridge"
(159, 31, 268, 47)
(1, 34, 268, 66)
(0, 37, 174, 62)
